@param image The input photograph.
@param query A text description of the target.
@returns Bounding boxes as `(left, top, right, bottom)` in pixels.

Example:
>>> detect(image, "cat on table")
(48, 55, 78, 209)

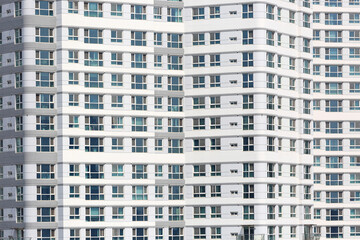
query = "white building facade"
(312, 0, 360, 239)
(0, 0, 318, 239)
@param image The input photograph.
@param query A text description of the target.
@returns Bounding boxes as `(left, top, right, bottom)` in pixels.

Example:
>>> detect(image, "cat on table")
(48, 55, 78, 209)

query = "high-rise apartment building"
(3, 0, 353, 239)
(312, 0, 360, 239)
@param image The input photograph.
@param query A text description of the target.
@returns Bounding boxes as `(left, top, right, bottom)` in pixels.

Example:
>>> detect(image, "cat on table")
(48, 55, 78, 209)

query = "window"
(193, 185, 206, 198)
(167, 34, 182, 48)
(36, 115, 54, 131)
(68, 72, 78, 85)
(326, 209, 343, 221)
(15, 51, 22, 66)
(210, 32, 220, 44)
(37, 164, 55, 179)
(266, 4, 274, 19)
(36, 137, 55, 152)
(15, 72, 22, 88)
(350, 48, 360, 58)
(193, 165, 205, 177)
(326, 174, 343, 185)
(211, 227, 221, 239)
(112, 53, 123, 66)
(84, 29, 103, 44)
(210, 117, 221, 129)
(210, 96, 220, 108)
(132, 186, 147, 200)
(69, 94, 79, 106)
(351, 66, 360, 76)
(325, 83, 342, 94)
(131, 5, 146, 20)
(16, 165, 23, 180)
(15, 2, 22, 16)
(193, 139, 205, 151)
(313, 48, 320, 58)
(327, 192, 343, 203)
(155, 186, 163, 199)
(110, 165, 124, 177)
(243, 163, 254, 177)
(154, 7, 162, 19)
(68, 1, 78, 14)
(84, 73, 103, 88)
(111, 30, 122, 43)
(243, 95, 254, 109)
(168, 139, 183, 153)
(267, 205, 275, 219)
(210, 6, 220, 18)
(325, 31, 342, 42)
(350, 30, 360, 41)
(85, 208, 104, 222)
(193, 55, 205, 67)
(84, 51, 103, 66)
(132, 138, 147, 153)
(351, 191, 360, 202)
(154, 32, 162, 46)
(111, 3, 122, 16)
(243, 184, 254, 198)
(267, 31, 274, 46)
(111, 95, 123, 108)
(68, 28, 78, 40)
(36, 28, 54, 43)
(69, 164, 79, 176)
(167, 8, 182, 22)
(69, 115, 79, 128)
(132, 165, 147, 179)
(68, 51, 79, 63)
(130, 75, 146, 90)
(351, 173, 360, 184)
(168, 55, 183, 70)
(132, 207, 147, 221)
(168, 76, 182, 91)
(16, 186, 23, 201)
(242, 4, 253, 18)
(70, 207, 80, 219)
(36, 51, 54, 65)
(194, 228, 206, 239)
(37, 229, 56, 240)
(37, 207, 55, 222)
(194, 206, 206, 218)
(112, 207, 124, 219)
(193, 7, 205, 20)
(111, 74, 123, 87)
(169, 165, 183, 180)
(37, 185, 55, 200)
(85, 186, 104, 200)
(210, 54, 220, 66)
(326, 100, 342, 112)
(243, 205, 254, 220)
(351, 227, 360, 237)
(242, 73, 254, 88)
(303, 13, 311, 27)
(35, 1, 53, 16)
(351, 156, 360, 166)
(112, 186, 124, 198)
(36, 72, 54, 87)
(243, 115, 254, 130)
(85, 164, 104, 179)
(242, 52, 253, 67)
(169, 228, 184, 240)
(86, 229, 105, 240)
(243, 30, 253, 45)
(84, 2, 103, 17)
(85, 138, 104, 152)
